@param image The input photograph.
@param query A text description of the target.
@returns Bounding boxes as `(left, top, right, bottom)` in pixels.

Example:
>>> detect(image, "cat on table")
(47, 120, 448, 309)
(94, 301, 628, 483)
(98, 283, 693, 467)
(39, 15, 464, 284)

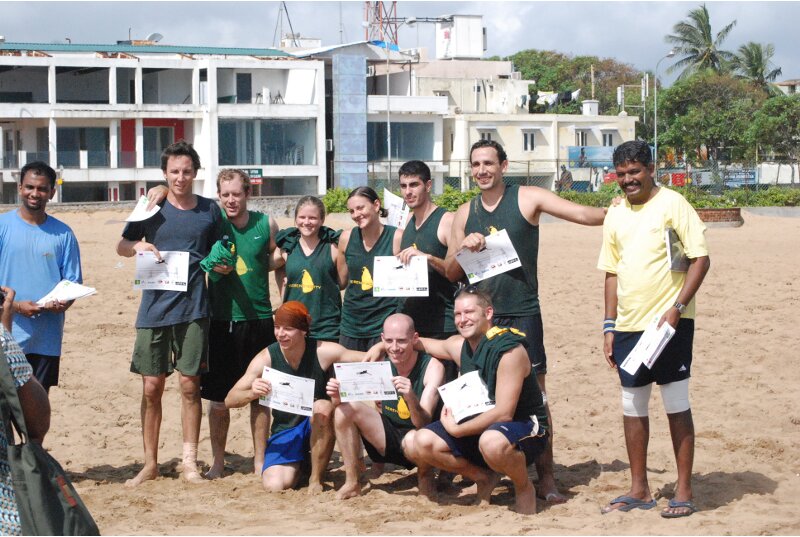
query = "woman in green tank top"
(336, 187, 402, 351)
(275, 197, 342, 341)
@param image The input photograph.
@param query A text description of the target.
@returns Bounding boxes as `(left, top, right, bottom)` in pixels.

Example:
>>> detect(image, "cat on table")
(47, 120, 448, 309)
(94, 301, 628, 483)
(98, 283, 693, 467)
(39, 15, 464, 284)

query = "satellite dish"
(146, 33, 163, 43)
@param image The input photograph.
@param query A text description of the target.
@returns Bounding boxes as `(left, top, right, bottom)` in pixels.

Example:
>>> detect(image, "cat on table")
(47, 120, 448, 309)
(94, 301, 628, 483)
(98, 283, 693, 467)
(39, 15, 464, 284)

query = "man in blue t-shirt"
(0, 161, 82, 393)
(117, 141, 221, 487)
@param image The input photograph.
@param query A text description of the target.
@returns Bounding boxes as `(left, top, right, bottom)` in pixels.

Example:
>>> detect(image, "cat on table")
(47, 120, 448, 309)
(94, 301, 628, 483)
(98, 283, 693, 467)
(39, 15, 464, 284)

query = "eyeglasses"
(453, 282, 480, 299)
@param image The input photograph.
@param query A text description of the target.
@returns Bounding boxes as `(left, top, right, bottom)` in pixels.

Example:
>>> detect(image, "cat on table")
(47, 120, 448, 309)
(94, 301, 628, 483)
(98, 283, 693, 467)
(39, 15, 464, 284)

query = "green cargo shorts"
(131, 318, 209, 377)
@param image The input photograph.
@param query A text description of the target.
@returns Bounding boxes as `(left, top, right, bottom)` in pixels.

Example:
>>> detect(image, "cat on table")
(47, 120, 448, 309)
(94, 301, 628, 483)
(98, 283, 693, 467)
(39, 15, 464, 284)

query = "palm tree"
(731, 42, 783, 95)
(665, 4, 737, 79)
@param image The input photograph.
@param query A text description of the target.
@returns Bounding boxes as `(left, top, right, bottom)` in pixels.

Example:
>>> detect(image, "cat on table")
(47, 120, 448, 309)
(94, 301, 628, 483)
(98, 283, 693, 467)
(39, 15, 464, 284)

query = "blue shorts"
(425, 419, 548, 469)
(494, 314, 547, 375)
(262, 417, 312, 473)
(613, 318, 694, 388)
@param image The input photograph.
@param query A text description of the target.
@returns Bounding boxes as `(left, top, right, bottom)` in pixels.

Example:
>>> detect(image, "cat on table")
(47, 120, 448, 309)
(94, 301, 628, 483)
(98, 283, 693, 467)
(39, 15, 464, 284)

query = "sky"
(1, 1, 797, 87)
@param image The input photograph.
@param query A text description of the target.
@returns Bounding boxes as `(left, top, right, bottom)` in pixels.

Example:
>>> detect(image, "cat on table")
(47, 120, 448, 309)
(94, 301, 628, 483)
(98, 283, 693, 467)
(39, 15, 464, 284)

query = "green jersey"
(340, 225, 398, 339)
(400, 207, 457, 336)
(277, 227, 342, 340)
(267, 339, 329, 435)
(382, 353, 436, 430)
(464, 185, 540, 317)
(209, 211, 273, 321)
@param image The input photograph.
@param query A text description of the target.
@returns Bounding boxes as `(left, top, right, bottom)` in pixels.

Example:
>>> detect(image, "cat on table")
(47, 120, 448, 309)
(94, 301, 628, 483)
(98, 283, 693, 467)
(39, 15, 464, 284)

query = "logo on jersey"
(350, 267, 373, 291)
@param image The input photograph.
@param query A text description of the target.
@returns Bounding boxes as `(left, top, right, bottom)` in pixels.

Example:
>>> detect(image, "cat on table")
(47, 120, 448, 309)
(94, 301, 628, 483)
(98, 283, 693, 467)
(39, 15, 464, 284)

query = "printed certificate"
(620, 315, 676, 375)
(455, 229, 522, 283)
(259, 367, 315, 417)
(133, 251, 189, 292)
(333, 362, 397, 402)
(437, 370, 495, 424)
(372, 256, 429, 297)
(126, 195, 162, 222)
(383, 189, 409, 229)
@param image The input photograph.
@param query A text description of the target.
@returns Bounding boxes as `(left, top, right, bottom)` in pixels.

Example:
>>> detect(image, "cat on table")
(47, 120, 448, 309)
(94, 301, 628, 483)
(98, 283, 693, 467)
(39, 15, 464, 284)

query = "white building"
(0, 41, 326, 202)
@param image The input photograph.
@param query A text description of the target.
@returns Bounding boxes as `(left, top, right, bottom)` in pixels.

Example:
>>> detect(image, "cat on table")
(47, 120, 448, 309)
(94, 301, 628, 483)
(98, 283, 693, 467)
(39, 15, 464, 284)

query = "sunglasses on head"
(453, 282, 480, 299)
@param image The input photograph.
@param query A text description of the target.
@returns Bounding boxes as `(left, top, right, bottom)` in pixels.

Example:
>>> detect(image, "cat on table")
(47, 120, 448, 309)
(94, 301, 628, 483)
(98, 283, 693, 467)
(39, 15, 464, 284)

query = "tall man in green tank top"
(326, 313, 445, 500)
(444, 140, 608, 503)
(396, 161, 459, 340)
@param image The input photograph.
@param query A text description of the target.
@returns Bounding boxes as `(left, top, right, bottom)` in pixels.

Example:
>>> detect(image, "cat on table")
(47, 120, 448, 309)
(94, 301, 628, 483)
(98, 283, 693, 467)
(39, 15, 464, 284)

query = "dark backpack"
(0, 346, 100, 536)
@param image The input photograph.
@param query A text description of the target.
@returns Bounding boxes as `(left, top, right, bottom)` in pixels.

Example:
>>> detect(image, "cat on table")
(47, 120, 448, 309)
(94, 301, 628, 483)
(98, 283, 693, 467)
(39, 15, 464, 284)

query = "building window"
(219, 118, 316, 166)
(367, 122, 434, 161)
(480, 131, 492, 142)
(602, 133, 614, 147)
(576, 131, 587, 146)
(523, 131, 536, 152)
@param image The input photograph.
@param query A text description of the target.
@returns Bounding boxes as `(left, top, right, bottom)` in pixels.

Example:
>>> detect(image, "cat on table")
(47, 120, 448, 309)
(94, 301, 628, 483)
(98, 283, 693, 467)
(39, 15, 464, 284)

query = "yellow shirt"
(597, 187, 709, 331)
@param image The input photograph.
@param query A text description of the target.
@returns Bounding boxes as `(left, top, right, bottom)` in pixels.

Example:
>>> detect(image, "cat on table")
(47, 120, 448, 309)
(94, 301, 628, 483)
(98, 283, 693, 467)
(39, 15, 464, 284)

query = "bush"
(322, 187, 350, 214)
(433, 185, 480, 211)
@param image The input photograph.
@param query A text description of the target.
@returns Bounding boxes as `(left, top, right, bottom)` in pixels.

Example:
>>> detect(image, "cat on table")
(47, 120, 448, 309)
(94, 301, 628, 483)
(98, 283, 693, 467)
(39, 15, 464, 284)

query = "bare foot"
(513, 482, 537, 515)
(204, 464, 224, 480)
(536, 476, 567, 504)
(125, 465, 159, 487)
(307, 481, 324, 495)
(336, 481, 362, 500)
(473, 470, 500, 506)
(181, 465, 205, 484)
(367, 462, 385, 480)
(417, 472, 439, 502)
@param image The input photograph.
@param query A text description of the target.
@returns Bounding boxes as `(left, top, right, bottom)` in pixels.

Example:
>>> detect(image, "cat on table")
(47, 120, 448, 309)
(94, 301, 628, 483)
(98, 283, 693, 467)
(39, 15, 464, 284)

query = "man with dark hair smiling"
(0, 161, 82, 393)
(598, 140, 710, 518)
(117, 140, 222, 486)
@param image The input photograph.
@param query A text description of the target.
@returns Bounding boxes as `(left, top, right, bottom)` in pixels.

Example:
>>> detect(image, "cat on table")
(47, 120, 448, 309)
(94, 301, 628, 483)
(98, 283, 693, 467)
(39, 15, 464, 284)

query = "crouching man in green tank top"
(326, 313, 445, 500)
(411, 287, 550, 515)
(225, 301, 372, 493)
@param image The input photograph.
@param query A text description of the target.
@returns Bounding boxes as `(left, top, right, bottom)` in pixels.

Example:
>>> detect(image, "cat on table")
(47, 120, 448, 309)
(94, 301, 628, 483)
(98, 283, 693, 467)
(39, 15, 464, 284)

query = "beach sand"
(40, 208, 800, 535)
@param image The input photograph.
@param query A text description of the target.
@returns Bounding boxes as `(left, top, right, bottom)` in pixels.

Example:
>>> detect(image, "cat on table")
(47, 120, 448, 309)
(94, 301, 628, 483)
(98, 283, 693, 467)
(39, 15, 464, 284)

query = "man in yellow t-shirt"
(597, 141, 710, 519)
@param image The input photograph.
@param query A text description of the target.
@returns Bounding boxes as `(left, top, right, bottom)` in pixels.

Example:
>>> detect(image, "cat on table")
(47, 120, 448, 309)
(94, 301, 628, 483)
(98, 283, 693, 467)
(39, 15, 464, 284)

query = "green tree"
(507, 49, 642, 114)
(665, 4, 737, 79)
(746, 95, 800, 183)
(658, 71, 765, 161)
(730, 42, 783, 95)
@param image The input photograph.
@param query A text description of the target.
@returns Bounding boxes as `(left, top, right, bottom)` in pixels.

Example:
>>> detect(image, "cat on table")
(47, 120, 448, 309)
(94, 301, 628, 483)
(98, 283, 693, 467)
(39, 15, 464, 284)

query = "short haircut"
(398, 160, 431, 183)
(20, 161, 56, 188)
(347, 186, 388, 218)
(613, 140, 652, 167)
(454, 285, 493, 310)
(216, 168, 251, 194)
(294, 195, 326, 221)
(470, 139, 507, 164)
(383, 313, 416, 335)
(160, 140, 201, 172)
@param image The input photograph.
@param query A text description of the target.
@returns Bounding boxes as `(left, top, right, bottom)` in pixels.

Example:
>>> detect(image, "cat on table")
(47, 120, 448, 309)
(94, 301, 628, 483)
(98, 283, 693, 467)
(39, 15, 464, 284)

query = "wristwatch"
(673, 302, 686, 314)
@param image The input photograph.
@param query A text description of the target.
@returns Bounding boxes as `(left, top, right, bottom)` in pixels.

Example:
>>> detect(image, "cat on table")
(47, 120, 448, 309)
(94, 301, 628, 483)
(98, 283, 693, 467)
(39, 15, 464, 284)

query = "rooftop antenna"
(365, 1, 399, 45)
(146, 32, 163, 43)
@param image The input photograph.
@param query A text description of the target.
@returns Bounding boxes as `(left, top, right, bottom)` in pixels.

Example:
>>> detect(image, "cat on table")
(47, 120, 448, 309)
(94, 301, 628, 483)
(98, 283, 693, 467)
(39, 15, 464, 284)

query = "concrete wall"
(56, 68, 110, 103)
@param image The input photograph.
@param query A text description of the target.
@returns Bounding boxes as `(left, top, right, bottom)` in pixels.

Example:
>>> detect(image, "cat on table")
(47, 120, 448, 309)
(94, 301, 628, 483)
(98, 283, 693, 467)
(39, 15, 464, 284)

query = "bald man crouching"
(225, 301, 368, 493)
(326, 314, 445, 500)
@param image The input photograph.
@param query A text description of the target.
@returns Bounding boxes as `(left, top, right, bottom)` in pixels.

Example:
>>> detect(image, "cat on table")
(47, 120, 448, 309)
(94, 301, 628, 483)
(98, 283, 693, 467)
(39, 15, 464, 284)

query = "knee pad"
(621, 384, 652, 417)
(660, 379, 690, 414)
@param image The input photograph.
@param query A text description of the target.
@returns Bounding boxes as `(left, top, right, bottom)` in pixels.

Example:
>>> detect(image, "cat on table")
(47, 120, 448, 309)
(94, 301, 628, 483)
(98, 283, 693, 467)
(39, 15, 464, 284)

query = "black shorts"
(362, 414, 415, 470)
(493, 314, 547, 375)
(613, 318, 694, 388)
(338, 334, 382, 352)
(425, 419, 548, 469)
(201, 318, 276, 402)
(25, 353, 60, 390)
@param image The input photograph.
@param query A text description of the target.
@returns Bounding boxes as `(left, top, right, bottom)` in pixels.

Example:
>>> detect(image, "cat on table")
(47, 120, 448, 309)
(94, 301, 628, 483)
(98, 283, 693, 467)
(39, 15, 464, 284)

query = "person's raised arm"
(441, 346, 527, 438)
(418, 335, 462, 364)
(520, 185, 606, 226)
(316, 341, 366, 370)
(145, 184, 169, 210)
(401, 357, 445, 429)
(225, 349, 272, 409)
